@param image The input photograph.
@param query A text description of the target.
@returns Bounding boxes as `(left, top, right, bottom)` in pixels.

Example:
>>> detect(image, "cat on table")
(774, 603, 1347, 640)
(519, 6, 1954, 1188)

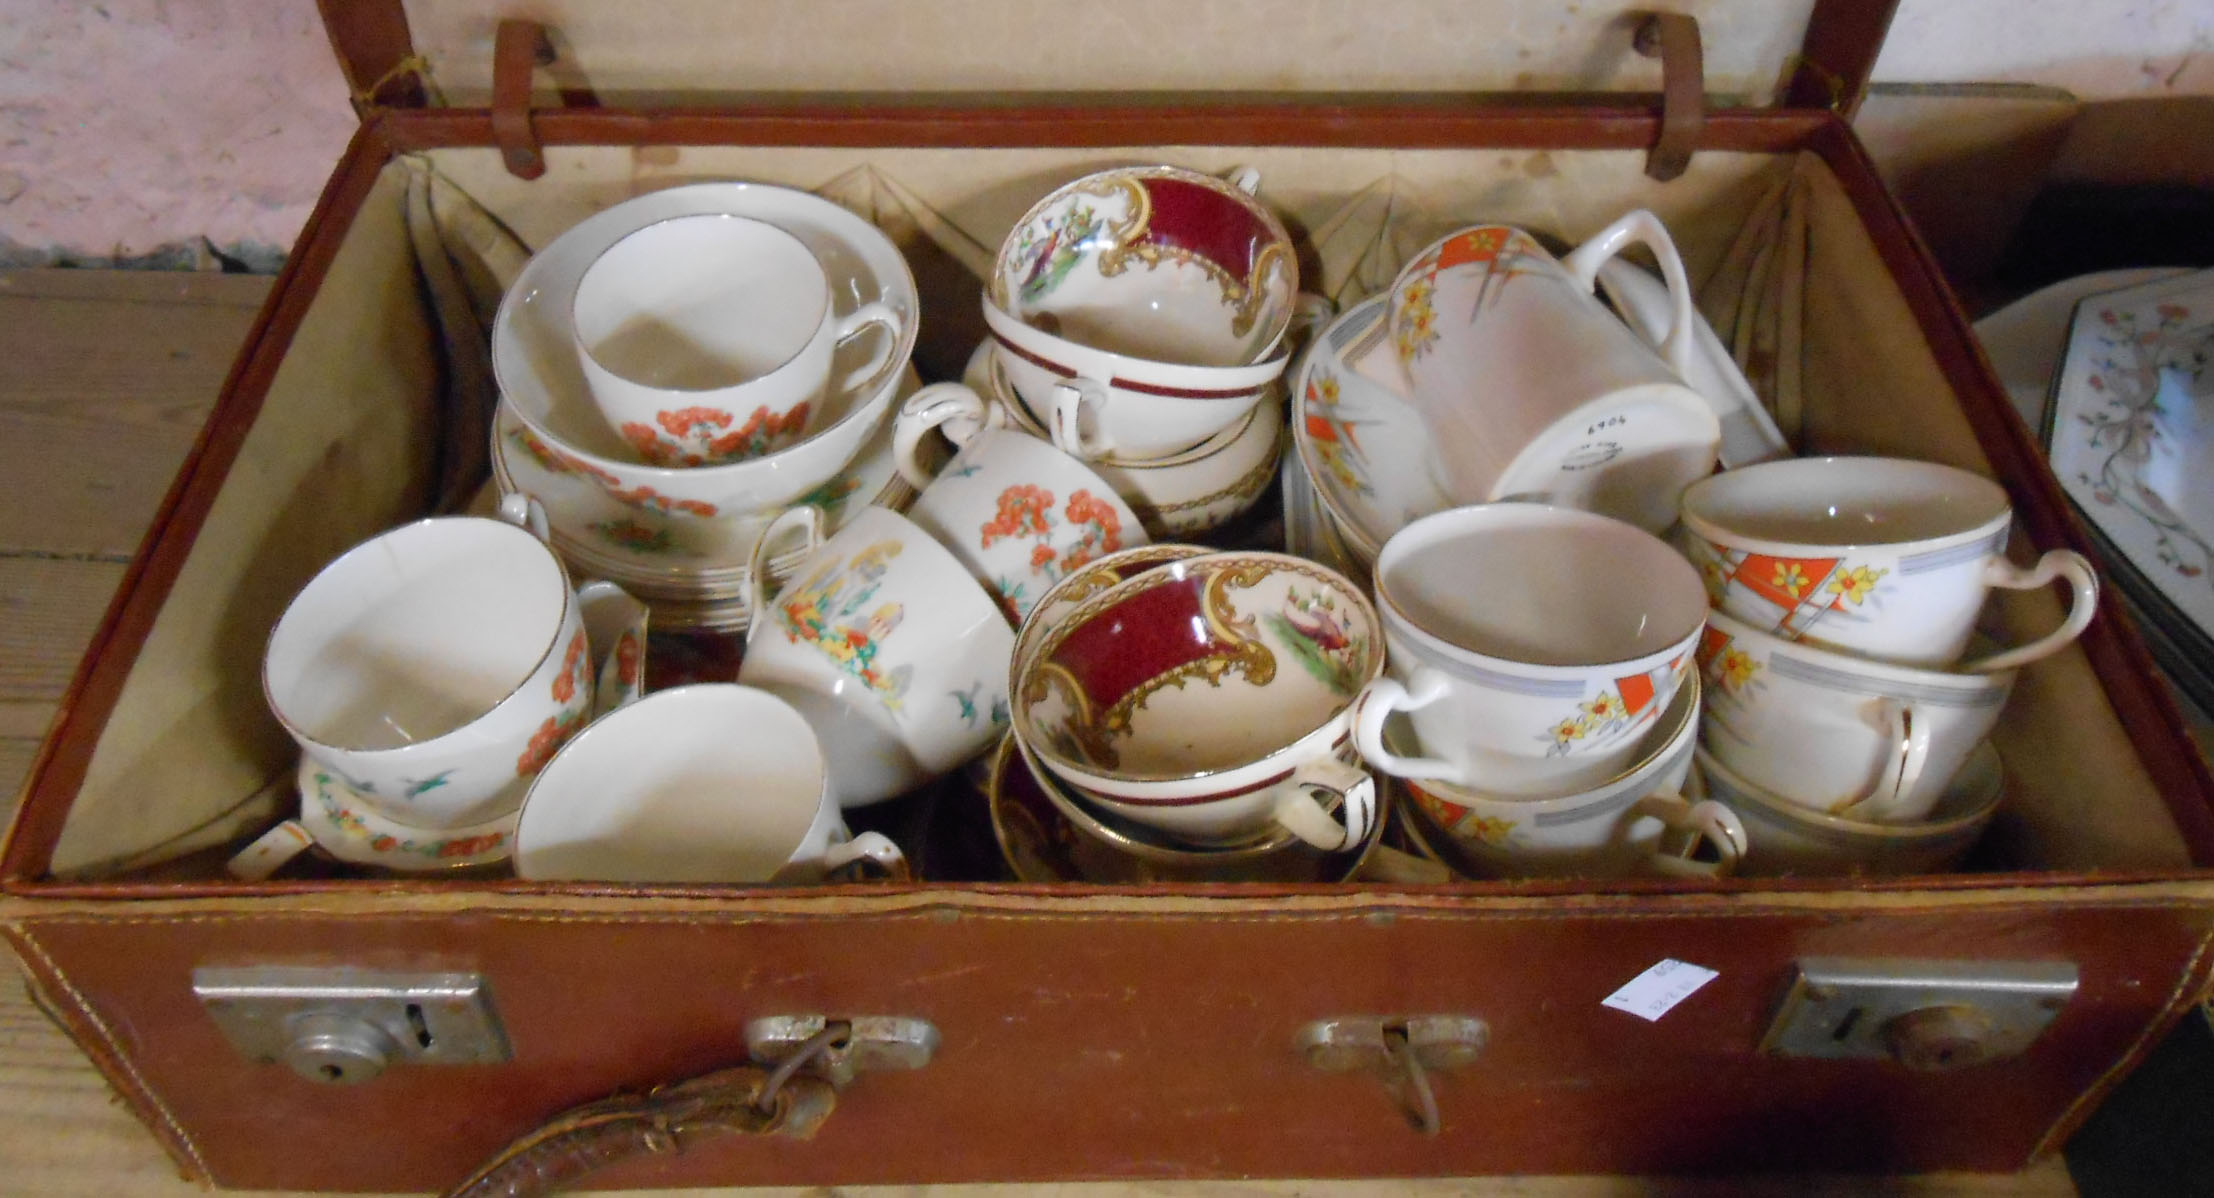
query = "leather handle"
(442, 1066, 835, 1198)
(1633, 12, 1705, 182)
(492, 19, 556, 180)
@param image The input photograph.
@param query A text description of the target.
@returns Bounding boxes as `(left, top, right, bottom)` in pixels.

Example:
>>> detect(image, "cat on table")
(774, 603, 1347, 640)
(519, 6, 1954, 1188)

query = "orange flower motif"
(515, 711, 585, 777)
(614, 633, 642, 687)
(1030, 542, 1058, 569)
(656, 406, 734, 437)
(552, 629, 587, 703)
(439, 833, 504, 859)
(980, 484, 1056, 547)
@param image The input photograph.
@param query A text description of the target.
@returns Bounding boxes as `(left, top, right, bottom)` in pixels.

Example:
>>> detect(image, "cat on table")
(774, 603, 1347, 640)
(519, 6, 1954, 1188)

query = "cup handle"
(1223, 164, 1263, 195)
(1837, 697, 1934, 822)
(1352, 672, 1463, 784)
(496, 491, 551, 543)
(892, 382, 991, 490)
(745, 505, 827, 634)
(1961, 548, 2101, 674)
(831, 300, 905, 398)
(1631, 793, 1748, 878)
(1268, 757, 1377, 851)
(1045, 377, 1116, 460)
(577, 579, 649, 717)
(227, 819, 315, 881)
(1560, 208, 1698, 382)
(819, 830, 911, 882)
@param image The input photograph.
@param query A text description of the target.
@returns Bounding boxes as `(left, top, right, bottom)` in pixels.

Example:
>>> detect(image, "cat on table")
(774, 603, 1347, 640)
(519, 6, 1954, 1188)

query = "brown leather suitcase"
(7, 2, 2214, 1191)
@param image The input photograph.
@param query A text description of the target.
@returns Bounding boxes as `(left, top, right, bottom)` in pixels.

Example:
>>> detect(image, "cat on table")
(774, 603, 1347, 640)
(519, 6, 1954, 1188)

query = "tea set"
(230, 160, 2101, 885)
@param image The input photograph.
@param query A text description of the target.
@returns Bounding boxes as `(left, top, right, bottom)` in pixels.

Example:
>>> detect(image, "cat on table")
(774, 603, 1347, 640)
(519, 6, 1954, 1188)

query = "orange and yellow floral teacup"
(893, 382, 1149, 623)
(1353, 503, 1708, 797)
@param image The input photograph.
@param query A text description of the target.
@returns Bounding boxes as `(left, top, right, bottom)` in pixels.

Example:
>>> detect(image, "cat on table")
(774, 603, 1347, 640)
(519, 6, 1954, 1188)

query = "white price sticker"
(1602, 959, 1719, 1022)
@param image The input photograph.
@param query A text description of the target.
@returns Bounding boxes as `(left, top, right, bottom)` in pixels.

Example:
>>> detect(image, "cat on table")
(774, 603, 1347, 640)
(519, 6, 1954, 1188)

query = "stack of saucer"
(1679, 457, 2100, 874)
(486, 181, 924, 634)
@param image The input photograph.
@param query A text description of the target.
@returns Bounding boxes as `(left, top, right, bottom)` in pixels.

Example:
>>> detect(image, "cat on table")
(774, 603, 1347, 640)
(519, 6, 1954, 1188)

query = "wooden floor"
(0, 268, 2091, 1195)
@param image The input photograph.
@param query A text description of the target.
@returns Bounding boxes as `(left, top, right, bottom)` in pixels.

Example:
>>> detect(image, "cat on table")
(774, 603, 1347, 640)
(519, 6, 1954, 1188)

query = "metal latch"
(195, 967, 510, 1084)
(1299, 1015, 1489, 1134)
(744, 1015, 939, 1088)
(1761, 958, 2077, 1070)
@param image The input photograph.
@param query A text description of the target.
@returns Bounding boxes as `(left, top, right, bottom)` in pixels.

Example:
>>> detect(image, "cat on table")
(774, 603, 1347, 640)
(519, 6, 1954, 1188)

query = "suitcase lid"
(324, 0, 1895, 117)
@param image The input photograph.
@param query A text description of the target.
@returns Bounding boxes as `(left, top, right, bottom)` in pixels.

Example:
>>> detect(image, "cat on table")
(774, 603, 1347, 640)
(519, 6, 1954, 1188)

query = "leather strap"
(1634, 12, 1705, 183)
(492, 19, 556, 181)
(441, 1066, 835, 1198)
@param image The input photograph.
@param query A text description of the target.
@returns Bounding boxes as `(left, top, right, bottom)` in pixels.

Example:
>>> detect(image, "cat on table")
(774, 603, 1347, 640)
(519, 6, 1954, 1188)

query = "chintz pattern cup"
(572, 213, 901, 466)
(1354, 504, 1709, 796)
(262, 499, 591, 831)
(1696, 609, 2014, 823)
(513, 685, 905, 884)
(1679, 456, 2098, 672)
(741, 505, 1015, 807)
(892, 382, 1149, 623)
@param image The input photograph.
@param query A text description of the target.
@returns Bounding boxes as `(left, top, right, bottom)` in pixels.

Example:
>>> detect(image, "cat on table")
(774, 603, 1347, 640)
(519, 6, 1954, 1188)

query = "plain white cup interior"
(1377, 503, 1708, 666)
(572, 214, 829, 392)
(1682, 456, 2010, 547)
(264, 517, 569, 751)
(514, 684, 827, 883)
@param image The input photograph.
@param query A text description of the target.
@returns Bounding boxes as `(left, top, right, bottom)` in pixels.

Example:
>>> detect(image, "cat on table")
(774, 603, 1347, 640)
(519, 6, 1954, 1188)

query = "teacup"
(988, 163, 1298, 368)
(741, 505, 1016, 807)
(571, 213, 902, 467)
(892, 382, 1149, 623)
(969, 344, 1286, 537)
(991, 733, 1447, 884)
(513, 684, 905, 884)
(1354, 503, 1709, 796)
(982, 300, 1286, 462)
(1011, 551, 1385, 849)
(1696, 609, 2015, 823)
(1346, 210, 1719, 533)
(1387, 676, 1746, 879)
(262, 497, 592, 830)
(1697, 741, 2003, 876)
(1678, 456, 2099, 672)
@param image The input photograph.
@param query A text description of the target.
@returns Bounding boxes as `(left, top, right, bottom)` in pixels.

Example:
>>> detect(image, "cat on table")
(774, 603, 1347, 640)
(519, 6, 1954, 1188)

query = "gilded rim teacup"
(1355, 503, 1709, 796)
(262, 502, 589, 830)
(1679, 455, 2098, 672)
(1697, 608, 2015, 824)
(513, 684, 905, 884)
(1011, 551, 1385, 849)
(1696, 741, 2002, 876)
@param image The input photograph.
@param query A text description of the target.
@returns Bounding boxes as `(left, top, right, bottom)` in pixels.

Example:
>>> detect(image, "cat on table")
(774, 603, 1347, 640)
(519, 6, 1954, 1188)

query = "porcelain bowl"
(988, 163, 1297, 368)
(491, 182, 918, 523)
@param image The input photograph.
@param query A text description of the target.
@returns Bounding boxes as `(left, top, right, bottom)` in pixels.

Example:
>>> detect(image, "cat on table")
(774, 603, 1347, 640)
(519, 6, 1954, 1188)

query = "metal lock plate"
(744, 1015, 939, 1088)
(1761, 958, 2077, 1070)
(195, 967, 510, 1084)
(1299, 1015, 1490, 1073)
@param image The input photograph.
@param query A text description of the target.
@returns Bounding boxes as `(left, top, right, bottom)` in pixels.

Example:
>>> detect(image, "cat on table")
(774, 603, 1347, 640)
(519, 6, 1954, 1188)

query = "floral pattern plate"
(2048, 268, 2214, 686)
(1289, 294, 1454, 564)
(491, 396, 904, 582)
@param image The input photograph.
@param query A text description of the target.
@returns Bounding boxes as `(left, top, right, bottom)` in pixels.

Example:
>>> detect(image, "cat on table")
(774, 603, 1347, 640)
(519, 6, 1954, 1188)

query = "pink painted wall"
(0, 0, 353, 266)
(0, 1, 2205, 269)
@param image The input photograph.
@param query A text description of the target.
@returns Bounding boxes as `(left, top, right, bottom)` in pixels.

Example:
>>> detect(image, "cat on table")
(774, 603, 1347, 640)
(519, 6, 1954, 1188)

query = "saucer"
(491, 393, 908, 586)
(1290, 294, 1453, 566)
(295, 758, 519, 872)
